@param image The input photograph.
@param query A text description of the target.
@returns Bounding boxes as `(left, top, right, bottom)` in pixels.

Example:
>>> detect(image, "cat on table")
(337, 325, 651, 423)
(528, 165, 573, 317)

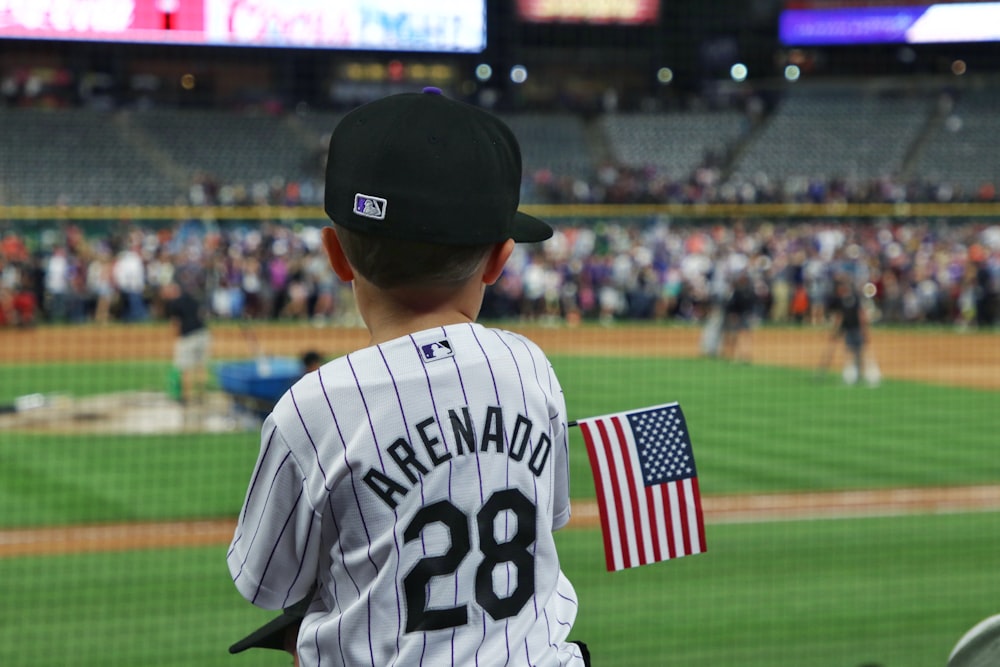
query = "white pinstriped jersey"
(228, 323, 584, 667)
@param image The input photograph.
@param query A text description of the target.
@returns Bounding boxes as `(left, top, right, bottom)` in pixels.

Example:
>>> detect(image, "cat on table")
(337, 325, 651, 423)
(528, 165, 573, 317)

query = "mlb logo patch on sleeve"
(354, 193, 387, 220)
(420, 339, 454, 363)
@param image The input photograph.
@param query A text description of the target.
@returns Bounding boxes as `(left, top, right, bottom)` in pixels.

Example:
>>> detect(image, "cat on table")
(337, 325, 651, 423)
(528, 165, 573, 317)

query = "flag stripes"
(578, 403, 706, 571)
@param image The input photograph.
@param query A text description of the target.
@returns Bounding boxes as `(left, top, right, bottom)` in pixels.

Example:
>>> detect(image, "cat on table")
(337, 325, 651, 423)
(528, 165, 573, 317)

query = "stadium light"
(730, 63, 748, 82)
(510, 65, 528, 84)
(656, 67, 674, 84)
(475, 63, 493, 82)
(784, 64, 801, 81)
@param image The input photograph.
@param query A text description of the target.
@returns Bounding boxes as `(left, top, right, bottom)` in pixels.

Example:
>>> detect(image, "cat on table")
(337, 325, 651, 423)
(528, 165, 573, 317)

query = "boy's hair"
(334, 223, 494, 290)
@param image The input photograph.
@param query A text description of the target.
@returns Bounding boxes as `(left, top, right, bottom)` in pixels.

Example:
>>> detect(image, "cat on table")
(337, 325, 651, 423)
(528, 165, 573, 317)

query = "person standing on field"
(722, 272, 756, 363)
(162, 274, 210, 405)
(826, 276, 869, 385)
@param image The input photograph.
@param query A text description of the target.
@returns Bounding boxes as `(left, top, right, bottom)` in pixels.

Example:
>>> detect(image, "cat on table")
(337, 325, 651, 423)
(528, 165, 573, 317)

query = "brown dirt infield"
(3, 485, 1000, 558)
(0, 322, 997, 558)
(2, 322, 998, 389)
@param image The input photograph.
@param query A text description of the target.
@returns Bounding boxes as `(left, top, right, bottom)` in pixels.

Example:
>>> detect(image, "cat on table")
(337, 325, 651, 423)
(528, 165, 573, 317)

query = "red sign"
(0, 0, 205, 42)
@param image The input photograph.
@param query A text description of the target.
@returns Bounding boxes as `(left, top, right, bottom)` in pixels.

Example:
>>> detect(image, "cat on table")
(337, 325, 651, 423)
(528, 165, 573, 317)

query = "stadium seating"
(4, 82, 1000, 207)
(127, 109, 317, 190)
(909, 87, 1000, 194)
(729, 85, 934, 182)
(599, 110, 747, 178)
(0, 108, 169, 206)
(496, 112, 594, 178)
(0, 107, 331, 206)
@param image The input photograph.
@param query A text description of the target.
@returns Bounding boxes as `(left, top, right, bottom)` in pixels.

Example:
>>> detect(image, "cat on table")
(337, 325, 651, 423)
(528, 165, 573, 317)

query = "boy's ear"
(322, 227, 354, 282)
(482, 239, 516, 286)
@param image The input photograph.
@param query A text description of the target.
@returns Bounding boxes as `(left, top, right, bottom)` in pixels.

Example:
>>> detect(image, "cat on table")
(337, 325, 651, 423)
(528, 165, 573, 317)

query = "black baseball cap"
(228, 595, 311, 655)
(324, 87, 552, 246)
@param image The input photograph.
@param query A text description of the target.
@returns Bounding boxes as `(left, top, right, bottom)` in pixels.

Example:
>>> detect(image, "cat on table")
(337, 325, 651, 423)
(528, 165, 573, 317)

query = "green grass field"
(1, 352, 998, 666)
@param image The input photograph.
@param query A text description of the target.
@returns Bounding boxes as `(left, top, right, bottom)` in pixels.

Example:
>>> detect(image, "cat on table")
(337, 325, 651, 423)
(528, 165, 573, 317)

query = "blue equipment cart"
(216, 357, 303, 418)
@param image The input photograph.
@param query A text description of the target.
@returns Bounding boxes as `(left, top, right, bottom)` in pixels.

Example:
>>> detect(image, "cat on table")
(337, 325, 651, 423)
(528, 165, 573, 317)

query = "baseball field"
(1, 322, 997, 666)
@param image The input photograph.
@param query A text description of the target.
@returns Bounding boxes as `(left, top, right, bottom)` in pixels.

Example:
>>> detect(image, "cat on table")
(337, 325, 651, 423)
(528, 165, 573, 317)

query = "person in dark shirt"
(300, 349, 323, 373)
(974, 261, 997, 328)
(826, 277, 869, 385)
(162, 278, 211, 405)
(722, 273, 756, 363)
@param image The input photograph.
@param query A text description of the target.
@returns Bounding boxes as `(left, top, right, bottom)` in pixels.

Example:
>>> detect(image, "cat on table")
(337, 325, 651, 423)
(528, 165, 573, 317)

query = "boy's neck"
(365, 310, 476, 345)
(355, 277, 484, 346)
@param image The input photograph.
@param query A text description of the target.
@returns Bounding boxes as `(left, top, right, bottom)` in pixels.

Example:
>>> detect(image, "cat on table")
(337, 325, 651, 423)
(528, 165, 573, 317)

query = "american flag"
(577, 402, 706, 571)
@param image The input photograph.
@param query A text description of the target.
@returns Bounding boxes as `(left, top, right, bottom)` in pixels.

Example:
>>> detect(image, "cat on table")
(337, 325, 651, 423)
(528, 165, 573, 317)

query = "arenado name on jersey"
(362, 405, 554, 509)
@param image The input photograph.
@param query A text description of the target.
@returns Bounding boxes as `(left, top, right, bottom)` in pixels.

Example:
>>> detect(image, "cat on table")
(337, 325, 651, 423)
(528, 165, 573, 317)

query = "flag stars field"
(578, 402, 707, 571)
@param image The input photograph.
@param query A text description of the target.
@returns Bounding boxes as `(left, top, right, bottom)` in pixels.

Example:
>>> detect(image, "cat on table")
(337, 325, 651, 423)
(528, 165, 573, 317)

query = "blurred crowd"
(2, 216, 998, 332)
(179, 164, 1000, 213)
(526, 165, 1000, 206)
(491, 218, 999, 330)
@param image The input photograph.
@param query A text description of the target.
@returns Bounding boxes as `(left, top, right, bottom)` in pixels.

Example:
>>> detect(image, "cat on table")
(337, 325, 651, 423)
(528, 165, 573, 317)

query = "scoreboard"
(0, 0, 487, 52)
(780, 1, 1000, 45)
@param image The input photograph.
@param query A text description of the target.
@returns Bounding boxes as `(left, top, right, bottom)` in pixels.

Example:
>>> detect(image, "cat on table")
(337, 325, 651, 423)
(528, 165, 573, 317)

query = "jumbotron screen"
(0, 0, 487, 52)
(780, 1, 1000, 45)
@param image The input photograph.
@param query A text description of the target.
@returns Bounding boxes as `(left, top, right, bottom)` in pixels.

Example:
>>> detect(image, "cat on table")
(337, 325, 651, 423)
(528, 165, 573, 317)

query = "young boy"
(228, 89, 589, 667)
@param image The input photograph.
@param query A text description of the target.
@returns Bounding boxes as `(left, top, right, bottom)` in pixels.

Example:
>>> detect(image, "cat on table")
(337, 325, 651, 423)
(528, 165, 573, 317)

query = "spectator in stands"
(16, 210, 997, 335)
(789, 281, 810, 324)
(520, 255, 549, 321)
(0, 282, 14, 326)
(44, 246, 70, 323)
(803, 249, 830, 325)
(146, 247, 176, 317)
(240, 255, 265, 319)
(16, 274, 38, 326)
(280, 263, 311, 320)
(266, 243, 290, 319)
(972, 246, 998, 328)
(304, 249, 337, 325)
(626, 267, 659, 319)
(84, 246, 114, 325)
(1, 247, 24, 327)
(113, 241, 148, 322)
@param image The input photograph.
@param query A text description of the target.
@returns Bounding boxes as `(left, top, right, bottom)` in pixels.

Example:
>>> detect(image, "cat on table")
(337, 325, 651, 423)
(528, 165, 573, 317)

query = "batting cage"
(2, 2, 1000, 666)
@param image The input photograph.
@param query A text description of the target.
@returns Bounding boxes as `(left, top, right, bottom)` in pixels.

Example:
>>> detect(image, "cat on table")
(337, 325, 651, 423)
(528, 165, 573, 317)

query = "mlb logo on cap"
(354, 193, 387, 220)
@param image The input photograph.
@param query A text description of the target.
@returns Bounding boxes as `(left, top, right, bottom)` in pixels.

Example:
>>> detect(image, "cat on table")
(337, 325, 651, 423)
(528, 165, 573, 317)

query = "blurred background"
(1, 3, 999, 667)
(1, 0, 998, 329)
(2, 0, 1000, 209)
